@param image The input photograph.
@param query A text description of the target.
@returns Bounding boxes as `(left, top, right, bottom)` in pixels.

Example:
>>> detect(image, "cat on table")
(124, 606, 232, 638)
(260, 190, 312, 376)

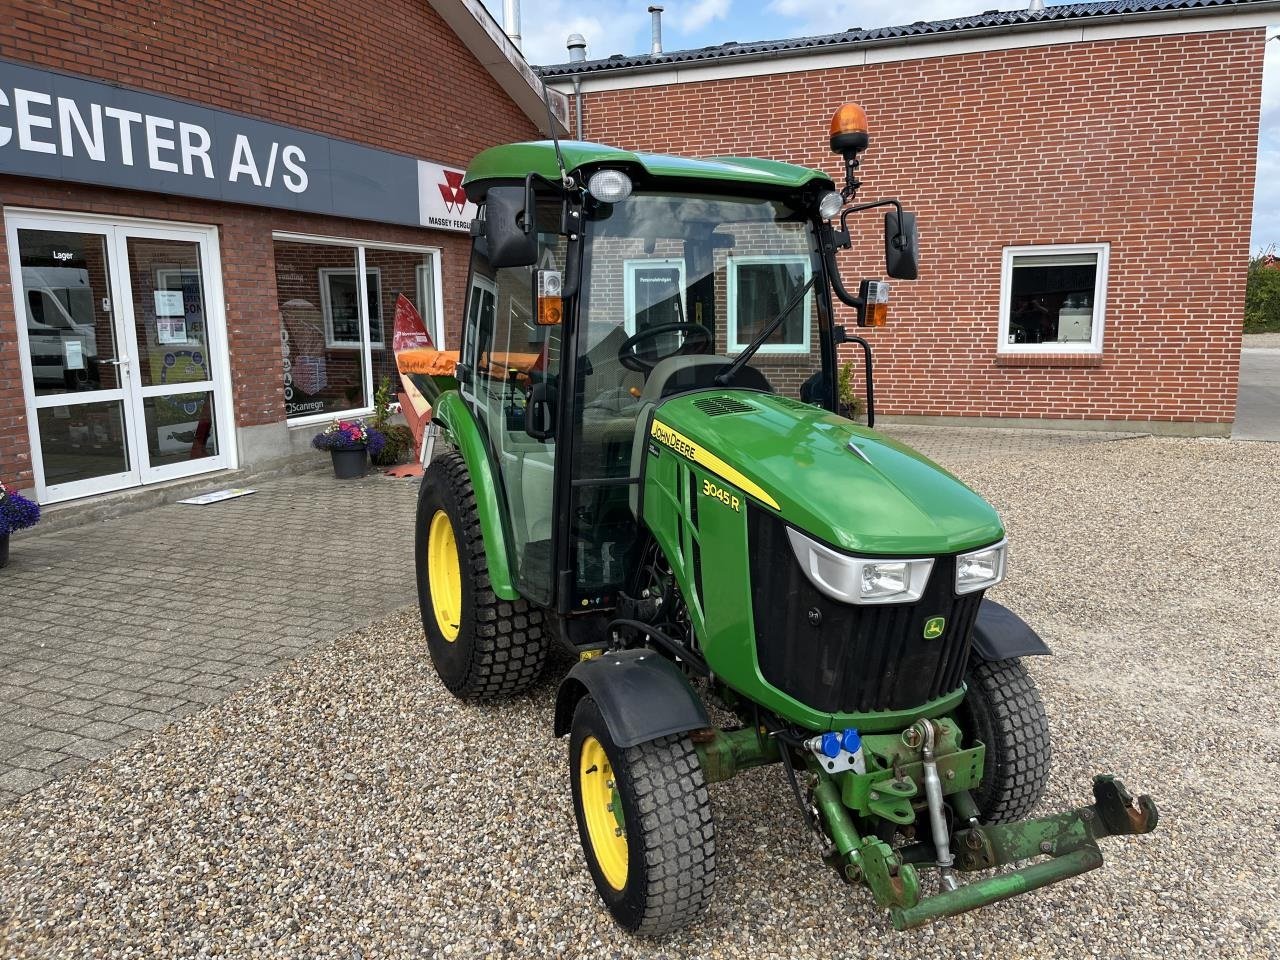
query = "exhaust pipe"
(648, 5, 664, 56)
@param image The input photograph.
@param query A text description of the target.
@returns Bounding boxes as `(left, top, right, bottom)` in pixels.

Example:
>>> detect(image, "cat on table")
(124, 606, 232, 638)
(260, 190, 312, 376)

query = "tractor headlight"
(818, 190, 844, 220)
(955, 539, 1008, 595)
(786, 528, 933, 605)
(587, 169, 633, 203)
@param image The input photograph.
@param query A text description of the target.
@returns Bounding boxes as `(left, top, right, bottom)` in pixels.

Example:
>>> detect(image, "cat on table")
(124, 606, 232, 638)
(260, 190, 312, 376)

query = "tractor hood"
(649, 391, 1004, 556)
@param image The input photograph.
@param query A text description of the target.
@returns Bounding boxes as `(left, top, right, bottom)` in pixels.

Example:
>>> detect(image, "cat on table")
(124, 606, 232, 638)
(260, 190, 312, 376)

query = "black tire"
(955, 657, 1051, 824)
(569, 698, 716, 936)
(415, 450, 547, 700)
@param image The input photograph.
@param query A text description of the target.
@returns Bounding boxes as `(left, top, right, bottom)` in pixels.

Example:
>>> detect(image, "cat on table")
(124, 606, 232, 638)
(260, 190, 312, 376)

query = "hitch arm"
(891, 775, 1159, 930)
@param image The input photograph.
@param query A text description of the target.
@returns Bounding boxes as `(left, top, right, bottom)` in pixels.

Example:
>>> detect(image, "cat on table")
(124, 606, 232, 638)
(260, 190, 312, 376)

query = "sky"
(484, 1, 1279, 253)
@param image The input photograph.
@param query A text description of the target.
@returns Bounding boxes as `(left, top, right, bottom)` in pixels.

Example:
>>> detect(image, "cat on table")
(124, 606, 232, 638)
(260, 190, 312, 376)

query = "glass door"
(119, 233, 225, 484)
(12, 225, 140, 500)
(10, 214, 233, 503)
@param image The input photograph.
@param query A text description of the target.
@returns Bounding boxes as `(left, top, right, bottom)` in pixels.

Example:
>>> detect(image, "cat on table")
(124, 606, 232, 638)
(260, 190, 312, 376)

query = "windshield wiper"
(714, 274, 816, 387)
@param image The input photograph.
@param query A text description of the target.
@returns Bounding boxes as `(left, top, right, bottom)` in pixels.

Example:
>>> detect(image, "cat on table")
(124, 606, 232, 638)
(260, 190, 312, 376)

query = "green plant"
(372, 376, 396, 429)
(372, 424, 416, 466)
(838, 360, 865, 417)
(1245, 251, 1280, 334)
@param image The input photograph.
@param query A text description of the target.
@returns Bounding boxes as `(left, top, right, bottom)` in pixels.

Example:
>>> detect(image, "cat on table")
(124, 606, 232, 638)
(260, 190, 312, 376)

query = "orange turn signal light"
(830, 103, 870, 157)
(537, 296, 562, 326)
(859, 279, 890, 327)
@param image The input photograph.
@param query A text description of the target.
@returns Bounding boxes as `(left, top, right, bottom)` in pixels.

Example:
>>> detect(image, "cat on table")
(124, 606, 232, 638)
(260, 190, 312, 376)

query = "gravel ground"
(2, 435, 1278, 959)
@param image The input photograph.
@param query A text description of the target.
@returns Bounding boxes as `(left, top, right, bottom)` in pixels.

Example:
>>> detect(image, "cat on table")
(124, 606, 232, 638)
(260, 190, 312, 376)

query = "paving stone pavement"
(0, 469, 421, 805)
(0, 424, 1139, 807)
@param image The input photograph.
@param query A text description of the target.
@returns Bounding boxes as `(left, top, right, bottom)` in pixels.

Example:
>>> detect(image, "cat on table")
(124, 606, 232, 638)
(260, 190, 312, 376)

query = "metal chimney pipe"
(648, 5, 664, 56)
(567, 33, 587, 140)
(1028, 0, 1045, 12)
(503, 0, 522, 50)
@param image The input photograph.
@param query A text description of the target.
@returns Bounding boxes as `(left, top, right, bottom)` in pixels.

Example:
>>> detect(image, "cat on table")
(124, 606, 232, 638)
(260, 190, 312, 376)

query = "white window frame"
(727, 254, 813, 356)
(998, 243, 1110, 355)
(272, 232, 444, 426)
(319, 266, 383, 349)
(623, 258, 686, 336)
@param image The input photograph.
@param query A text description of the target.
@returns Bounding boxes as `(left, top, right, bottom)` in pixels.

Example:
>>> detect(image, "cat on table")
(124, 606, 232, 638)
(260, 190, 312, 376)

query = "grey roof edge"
(537, 0, 1280, 78)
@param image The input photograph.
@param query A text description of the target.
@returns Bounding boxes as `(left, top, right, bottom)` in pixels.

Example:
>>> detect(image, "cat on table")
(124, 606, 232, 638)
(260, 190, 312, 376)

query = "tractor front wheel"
(415, 450, 547, 700)
(955, 657, 1052, 824)
(569, 697, 716, 936)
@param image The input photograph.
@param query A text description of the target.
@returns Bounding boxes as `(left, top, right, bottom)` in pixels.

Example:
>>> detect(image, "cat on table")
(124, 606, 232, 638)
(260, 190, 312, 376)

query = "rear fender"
(429, 391, 518, 601)
(970, 599, 1052, 661)
(554, 649, 709, 748)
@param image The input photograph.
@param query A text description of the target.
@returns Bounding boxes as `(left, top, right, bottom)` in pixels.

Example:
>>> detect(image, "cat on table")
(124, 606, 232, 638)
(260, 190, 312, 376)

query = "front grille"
(748, 507, 982, 713)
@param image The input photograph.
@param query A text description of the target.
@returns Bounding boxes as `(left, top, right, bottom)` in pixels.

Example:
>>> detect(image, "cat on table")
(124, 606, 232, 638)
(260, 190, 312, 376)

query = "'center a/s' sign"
(418, 160, 476, 232)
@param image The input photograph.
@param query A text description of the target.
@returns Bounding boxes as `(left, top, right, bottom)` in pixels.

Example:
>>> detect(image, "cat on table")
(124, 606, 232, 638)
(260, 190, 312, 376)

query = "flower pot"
(0, 534, 9, 569)
(330, 446, 369, 479)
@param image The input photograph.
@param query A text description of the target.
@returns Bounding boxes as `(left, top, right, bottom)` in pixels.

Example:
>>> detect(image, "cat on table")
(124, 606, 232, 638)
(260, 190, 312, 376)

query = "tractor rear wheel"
(956, 657, 1051, 824)
(569, 697, 716, 936)
(415, 450, 547, 699)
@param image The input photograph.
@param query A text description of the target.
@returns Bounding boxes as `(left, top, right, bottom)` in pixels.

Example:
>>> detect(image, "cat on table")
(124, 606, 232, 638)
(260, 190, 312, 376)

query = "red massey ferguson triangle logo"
(438, 170, 467, 214)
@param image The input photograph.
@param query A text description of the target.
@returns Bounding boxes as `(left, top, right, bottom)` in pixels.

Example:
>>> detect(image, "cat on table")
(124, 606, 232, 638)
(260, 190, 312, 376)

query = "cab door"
(459, 207, 565, 606)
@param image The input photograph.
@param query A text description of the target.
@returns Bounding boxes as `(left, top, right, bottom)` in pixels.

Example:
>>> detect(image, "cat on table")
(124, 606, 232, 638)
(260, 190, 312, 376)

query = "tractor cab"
(453, 138, 902, 624)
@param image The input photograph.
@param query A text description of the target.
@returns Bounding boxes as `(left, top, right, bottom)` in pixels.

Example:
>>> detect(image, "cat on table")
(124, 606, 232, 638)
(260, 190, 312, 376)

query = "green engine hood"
(650, 392, 1004, 556)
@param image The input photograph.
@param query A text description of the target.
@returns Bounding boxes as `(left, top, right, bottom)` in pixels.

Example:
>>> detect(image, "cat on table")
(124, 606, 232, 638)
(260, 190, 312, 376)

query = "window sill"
(995, 353, 1102, 368)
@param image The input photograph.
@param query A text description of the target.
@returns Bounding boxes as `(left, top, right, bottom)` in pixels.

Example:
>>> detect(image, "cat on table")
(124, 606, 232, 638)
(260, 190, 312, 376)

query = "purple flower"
(0, 483, 41, 536)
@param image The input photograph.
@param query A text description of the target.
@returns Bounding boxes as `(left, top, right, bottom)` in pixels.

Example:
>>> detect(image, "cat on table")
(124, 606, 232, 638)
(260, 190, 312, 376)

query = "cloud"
(677, 0, 732, 33)
(481, 0, 648, 65)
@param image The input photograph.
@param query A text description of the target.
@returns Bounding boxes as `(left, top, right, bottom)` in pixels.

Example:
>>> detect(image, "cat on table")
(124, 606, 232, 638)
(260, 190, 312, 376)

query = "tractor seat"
(639, 355, 773, 403)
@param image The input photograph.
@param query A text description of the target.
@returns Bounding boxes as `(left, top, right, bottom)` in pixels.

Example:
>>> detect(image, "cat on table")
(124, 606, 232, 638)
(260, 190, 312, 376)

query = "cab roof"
(462, 140, 834, 195)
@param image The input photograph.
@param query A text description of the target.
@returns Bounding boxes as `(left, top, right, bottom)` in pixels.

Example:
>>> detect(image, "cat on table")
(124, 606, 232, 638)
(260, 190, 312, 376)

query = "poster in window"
(321, 269, 382, 347)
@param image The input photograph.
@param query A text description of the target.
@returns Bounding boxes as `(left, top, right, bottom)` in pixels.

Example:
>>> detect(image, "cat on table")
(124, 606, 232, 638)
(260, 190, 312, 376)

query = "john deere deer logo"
(923, 617, 946, 640)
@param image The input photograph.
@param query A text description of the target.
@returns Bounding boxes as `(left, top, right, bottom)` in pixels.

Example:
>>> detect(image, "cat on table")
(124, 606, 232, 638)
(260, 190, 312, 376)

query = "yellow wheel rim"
(579, 735, 628, 891)
(427, 510, 462, 642)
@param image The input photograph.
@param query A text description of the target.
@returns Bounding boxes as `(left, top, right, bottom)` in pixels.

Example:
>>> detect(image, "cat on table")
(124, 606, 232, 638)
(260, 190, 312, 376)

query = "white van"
(22, 266, 101, 389)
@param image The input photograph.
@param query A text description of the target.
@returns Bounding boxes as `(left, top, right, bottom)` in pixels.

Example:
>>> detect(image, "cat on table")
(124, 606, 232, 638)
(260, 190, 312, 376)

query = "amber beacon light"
(829, 103, 870, 159)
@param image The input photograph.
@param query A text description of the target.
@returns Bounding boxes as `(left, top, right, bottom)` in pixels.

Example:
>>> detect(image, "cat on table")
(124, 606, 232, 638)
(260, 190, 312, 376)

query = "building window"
(999, 244, 1109, 354)
(727, 255, 812, 355)
(273, 234, 441, 423)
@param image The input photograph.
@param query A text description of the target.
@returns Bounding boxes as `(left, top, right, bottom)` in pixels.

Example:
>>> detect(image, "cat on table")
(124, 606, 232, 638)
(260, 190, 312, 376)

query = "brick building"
(0, 0, 554, 504)
(542, 0, 1276, 434)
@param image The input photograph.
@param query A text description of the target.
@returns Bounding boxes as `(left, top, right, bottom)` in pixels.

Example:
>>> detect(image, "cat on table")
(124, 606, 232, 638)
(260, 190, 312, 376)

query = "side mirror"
(884, 210, 919, 280)
(484, 185, 538, 269)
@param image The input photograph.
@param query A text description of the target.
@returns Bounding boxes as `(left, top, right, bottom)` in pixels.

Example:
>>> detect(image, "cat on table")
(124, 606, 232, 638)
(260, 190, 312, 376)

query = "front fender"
(554, 649, 709, 748)
(970, 599, 1052, 661)
(431, 391, 518, 601)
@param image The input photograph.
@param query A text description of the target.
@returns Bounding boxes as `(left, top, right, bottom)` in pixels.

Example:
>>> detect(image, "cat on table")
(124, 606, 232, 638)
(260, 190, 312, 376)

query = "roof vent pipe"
(1028, 0, 1045, 13)
(567, 32, 587, 63)
(649, 5, 664, 56)
(503, 0, 522, 50)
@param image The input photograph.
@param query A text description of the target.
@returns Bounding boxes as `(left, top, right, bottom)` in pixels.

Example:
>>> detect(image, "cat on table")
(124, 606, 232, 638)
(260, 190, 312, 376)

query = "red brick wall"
(0, 0, 538, 489)
(576, 30, 1265, 425)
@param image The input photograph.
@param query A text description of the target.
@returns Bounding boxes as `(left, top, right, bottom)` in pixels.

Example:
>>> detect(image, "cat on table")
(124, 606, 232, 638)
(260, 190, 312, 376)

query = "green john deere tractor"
(411, 103, 1157, 935)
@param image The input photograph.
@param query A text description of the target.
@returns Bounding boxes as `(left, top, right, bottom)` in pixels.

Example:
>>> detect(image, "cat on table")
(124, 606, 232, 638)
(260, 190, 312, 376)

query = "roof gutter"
(541, 3, 1280, 82)
(427, 0, 569, 134)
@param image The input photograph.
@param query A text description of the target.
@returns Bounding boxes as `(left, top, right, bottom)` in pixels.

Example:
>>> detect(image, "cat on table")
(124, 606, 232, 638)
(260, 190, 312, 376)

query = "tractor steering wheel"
(618, 322, 713, 373)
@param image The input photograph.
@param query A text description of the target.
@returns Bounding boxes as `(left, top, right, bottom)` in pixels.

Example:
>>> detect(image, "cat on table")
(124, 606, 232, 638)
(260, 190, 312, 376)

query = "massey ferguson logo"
(438, 170, 467, 213)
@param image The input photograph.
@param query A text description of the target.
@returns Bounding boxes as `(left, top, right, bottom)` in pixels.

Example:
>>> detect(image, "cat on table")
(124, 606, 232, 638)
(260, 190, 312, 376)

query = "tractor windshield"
(564, 190, 830, 608)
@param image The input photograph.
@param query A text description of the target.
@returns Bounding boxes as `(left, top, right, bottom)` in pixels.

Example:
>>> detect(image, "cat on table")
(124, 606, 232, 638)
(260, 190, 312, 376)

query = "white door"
(8, 213, 235, 503)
